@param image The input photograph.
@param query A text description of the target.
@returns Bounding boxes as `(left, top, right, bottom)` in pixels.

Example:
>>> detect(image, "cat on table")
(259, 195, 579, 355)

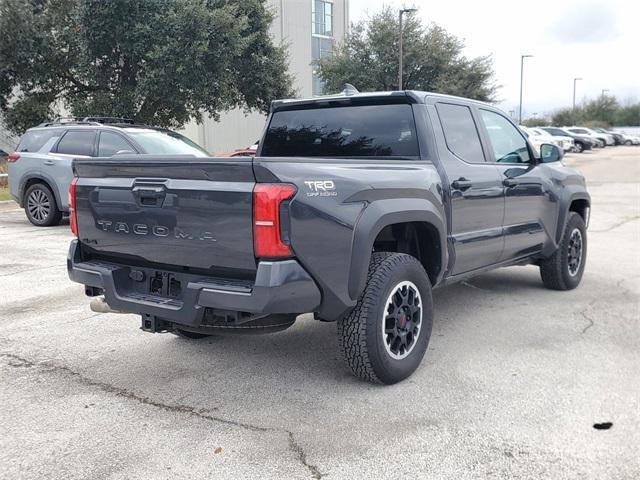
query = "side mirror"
(539, 143, 563, 163)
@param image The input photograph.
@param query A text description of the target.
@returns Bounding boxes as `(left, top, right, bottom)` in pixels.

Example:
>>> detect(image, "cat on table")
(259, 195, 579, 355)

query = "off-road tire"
(24, 183, 62, 226)
(338, 252, 433, 385)
(540, 212, 587, 290)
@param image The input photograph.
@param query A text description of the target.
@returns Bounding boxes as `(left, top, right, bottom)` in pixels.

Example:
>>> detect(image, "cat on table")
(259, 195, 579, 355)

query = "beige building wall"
(182, 0, 349, 155)
(0, 115, 18, 152)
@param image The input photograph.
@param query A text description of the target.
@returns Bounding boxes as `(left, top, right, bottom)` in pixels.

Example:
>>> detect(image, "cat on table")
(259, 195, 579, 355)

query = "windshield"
(125, 129, 209, 157)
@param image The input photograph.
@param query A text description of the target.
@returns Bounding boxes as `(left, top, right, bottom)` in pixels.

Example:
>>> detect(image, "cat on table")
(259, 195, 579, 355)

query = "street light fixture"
(572, 77, 582, 111)
(398, 7, 417, 90)
(601, 88, 609, 97)
(518, 54, 533, 124)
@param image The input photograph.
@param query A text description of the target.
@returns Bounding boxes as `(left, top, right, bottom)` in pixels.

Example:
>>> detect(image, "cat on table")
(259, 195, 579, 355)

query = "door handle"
(132, 185, 166, 207)
(44, 160, 54, 166)
(503, 178, 518, 187)
(451, 178, 472, 191)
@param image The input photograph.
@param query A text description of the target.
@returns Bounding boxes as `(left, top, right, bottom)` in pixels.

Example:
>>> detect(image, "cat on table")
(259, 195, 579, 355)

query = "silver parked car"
(7, 118, 209, 226)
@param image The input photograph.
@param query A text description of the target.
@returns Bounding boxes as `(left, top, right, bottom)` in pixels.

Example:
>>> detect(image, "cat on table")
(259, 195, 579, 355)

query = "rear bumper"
(67, 240, 321, 327)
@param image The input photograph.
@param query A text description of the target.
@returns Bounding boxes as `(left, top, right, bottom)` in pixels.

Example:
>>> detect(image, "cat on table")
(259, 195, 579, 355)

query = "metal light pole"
(518, 54, 533, 124)
(398, 8, 417, 90)
(572, 77, 582, 111)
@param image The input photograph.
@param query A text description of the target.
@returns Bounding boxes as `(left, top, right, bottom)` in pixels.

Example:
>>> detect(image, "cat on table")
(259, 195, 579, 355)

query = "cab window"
(262, 104, 420, 158)
(480, 110, 531, 163)
(436, 103, 485, 163)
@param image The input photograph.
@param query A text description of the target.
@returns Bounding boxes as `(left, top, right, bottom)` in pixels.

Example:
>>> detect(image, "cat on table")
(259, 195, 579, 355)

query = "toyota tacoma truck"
(67, 90, 590, 384)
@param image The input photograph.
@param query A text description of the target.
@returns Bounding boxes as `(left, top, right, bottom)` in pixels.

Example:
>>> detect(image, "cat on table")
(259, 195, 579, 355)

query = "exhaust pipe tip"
(89, 296, 122, 314)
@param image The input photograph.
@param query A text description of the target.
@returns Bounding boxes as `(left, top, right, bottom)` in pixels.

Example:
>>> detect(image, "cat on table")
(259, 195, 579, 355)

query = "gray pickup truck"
(67, 91, 590, 384)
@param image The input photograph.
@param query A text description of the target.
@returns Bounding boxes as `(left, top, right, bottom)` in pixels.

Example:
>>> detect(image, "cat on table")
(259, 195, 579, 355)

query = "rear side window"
(261, 104, 420, 158)
(55, 130, 96, 156)
(16, 129, 63, 152)
(98, 131, 135, 156)
(436, 103, 485, 163)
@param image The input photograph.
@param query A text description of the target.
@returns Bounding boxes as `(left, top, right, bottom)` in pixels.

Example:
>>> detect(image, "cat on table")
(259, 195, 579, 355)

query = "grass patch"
(0, 187, 12, 201)
(0, 158, 11, 200)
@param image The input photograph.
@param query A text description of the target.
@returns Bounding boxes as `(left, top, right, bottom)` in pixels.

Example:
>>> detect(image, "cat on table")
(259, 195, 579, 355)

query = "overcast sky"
(349, 0, 640, 117)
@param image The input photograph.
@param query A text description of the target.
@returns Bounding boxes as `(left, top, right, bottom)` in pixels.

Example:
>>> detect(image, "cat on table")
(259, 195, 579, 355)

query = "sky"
(348, 0, 640, 118)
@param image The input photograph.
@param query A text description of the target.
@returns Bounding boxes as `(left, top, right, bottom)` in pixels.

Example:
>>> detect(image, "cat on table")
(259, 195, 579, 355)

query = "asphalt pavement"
(1, 147, 638, 479)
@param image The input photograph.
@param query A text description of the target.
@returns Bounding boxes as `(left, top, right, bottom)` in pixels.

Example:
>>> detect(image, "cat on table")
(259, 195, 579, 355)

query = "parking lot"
(0, 147, 638, 479)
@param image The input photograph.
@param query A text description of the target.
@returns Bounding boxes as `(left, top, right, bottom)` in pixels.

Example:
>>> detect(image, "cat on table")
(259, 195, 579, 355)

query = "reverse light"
(253, 183, 296, 258)
(69, 177, 78, 237)
(7, 153, 20, 162)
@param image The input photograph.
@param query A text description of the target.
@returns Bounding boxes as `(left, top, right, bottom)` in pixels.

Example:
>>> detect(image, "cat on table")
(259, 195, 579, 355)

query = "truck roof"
(270, 90, 493, 112)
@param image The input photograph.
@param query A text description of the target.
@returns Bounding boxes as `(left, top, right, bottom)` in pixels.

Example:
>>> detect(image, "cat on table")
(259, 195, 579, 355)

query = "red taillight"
(253, 183, 296, 258)
(7, 153, 20, 162)
(69, 178, 78, 237)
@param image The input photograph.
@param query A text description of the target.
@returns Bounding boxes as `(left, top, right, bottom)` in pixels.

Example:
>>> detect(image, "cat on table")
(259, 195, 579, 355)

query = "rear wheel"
(539, 212, 587, 290)
(24, 183, 62, 226)
(338, 252, 433, 384)
(624, 140, 632, 146)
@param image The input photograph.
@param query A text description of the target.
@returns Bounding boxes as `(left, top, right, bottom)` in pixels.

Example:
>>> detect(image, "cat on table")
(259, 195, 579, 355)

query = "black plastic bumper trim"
(67, 240, 321, 326)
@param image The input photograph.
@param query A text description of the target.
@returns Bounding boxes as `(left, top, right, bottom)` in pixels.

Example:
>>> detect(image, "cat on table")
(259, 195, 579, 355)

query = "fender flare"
(347, 198, 447, 300)
(19, 173, 64, 211)
(555, 191, 591, 243)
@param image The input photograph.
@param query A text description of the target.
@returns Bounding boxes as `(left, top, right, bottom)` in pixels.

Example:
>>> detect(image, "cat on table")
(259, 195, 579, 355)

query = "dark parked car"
(541, 127, 594, 153)
(592, 127, 625, 145)
(67, 91, 590, 384)
(8, 117, 209, 226)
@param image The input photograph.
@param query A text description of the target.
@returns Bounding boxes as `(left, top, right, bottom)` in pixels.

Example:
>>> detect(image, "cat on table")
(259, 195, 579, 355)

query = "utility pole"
(572, 77, 582, 111)
(398, 8, 417, 90)
(518, 54, 533, 124)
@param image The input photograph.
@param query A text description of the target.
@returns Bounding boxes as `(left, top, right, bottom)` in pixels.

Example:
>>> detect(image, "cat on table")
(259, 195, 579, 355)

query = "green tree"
(316, 8, 497, 101)
(522, 117, 549, 127)
(615, 103, 640, 126)
(0, 0, 293, 134)
(551, 107, 581, 126)
(580, 95, 619, 126)
(551, 97, 640, 127)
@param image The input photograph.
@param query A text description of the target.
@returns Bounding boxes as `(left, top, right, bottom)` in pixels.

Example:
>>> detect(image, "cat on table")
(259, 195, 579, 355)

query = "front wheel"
(575, 142, 584, 153)
(338, 252, 433, 384)
(539, 212, 587, 290)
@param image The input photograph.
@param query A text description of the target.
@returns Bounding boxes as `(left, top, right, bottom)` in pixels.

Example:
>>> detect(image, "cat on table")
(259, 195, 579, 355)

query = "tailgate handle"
(132, 185, 166, 207)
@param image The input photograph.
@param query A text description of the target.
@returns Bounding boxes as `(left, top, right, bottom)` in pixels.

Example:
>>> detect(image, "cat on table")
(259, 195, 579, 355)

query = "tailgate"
(73, 156, 256, 274)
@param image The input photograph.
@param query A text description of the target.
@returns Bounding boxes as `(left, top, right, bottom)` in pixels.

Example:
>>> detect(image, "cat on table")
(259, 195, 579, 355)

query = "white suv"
(565, 127, 614, 146)
(529, 127, 574, 152)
